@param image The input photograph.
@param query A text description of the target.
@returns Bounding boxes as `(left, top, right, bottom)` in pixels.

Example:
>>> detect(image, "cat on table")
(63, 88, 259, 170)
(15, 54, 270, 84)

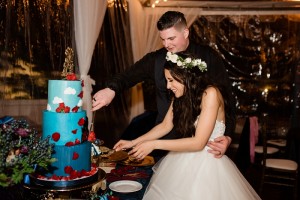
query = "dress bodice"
(210, 120, 226, 140)
(194, 116, 225, 141)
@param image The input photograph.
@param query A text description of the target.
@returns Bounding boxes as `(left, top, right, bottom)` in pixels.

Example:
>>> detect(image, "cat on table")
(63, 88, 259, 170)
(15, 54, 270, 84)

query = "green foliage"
(0, 118, 55, 187)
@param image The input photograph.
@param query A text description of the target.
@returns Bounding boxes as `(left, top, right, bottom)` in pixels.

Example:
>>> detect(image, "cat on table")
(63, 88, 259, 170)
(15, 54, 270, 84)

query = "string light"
(151, 0, 167, 8)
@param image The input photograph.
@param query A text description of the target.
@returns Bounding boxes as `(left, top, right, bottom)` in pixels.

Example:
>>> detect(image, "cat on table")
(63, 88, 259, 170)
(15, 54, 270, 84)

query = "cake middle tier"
(42, 110, 87, 145)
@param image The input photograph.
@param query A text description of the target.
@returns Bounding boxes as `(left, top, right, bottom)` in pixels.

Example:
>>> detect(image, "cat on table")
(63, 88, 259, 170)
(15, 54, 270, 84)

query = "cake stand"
(23, 168, 106, 199)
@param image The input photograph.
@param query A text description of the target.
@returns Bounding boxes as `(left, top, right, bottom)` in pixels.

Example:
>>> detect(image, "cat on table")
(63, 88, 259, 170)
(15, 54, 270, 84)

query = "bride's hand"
(113, 140, 134, 152)
(129, 141, 154, 160)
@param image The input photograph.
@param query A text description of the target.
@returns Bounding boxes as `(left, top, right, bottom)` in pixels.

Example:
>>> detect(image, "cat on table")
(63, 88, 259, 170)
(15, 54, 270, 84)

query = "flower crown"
(166, 52, 207, 72)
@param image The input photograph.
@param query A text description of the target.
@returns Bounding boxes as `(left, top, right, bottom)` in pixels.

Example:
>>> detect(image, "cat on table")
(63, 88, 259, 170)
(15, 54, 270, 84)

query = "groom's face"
(159, 26, 189, 53)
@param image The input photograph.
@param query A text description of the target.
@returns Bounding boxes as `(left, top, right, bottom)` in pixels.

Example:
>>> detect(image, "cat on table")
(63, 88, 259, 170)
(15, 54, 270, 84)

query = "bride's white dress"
(143, 120, 261, 200)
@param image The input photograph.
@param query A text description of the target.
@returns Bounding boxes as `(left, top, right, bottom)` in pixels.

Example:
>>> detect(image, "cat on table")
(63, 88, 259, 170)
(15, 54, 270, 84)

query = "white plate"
(109, 180, 142, 193)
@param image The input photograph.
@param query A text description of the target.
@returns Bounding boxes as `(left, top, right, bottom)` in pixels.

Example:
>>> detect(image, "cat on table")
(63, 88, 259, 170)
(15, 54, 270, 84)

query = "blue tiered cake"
(30, 48, 101, 188)
(42, 79, 92, 178)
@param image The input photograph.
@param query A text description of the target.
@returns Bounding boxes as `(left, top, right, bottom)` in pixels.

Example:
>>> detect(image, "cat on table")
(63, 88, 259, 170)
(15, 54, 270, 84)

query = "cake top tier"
(47, 80, 84, 113)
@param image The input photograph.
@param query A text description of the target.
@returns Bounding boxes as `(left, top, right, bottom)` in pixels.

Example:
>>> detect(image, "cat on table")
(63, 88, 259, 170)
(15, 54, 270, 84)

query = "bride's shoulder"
(202, 86, 220, 98)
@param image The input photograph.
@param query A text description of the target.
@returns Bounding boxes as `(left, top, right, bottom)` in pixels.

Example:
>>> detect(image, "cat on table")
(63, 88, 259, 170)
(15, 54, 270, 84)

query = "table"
(106, 164, 154, 200)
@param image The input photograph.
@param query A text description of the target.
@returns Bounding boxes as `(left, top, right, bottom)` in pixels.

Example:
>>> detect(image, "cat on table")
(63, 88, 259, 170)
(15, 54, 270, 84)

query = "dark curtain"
(189, 15, 300, 162)
(89, 0, 133, 148)
(0, 0, 74, 99)
(190, 15, 300, 127)
(190, 15, 300, 117)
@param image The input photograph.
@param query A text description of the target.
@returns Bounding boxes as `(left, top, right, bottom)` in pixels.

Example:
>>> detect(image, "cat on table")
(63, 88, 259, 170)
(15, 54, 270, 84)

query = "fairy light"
(151, 0, 167, 8)
(262, 88, 269, 101)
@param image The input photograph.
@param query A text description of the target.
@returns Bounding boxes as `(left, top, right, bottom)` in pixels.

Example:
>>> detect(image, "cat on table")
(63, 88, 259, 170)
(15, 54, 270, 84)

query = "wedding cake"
(36, 48, 97, 184)
(42, 79, 92, 178)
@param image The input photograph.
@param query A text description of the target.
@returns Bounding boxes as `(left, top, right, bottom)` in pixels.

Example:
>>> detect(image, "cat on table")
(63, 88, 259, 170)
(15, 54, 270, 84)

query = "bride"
(114, 52, 261, 200)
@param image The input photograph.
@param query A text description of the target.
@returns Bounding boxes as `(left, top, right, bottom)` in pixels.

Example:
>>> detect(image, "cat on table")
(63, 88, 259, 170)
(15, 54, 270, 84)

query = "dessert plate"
(109, 180, 142, 193)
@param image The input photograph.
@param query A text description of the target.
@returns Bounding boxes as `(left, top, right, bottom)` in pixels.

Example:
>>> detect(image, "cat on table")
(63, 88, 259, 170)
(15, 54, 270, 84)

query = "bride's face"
(164, 69, 184, 98)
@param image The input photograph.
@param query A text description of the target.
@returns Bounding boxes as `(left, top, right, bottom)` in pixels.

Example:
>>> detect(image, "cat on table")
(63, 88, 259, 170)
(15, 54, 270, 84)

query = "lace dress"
(143, 120, 261, 200)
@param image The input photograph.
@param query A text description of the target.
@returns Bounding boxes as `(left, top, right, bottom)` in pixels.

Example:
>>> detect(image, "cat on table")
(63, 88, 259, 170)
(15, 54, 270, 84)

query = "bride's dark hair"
(164, 52, 232, 138)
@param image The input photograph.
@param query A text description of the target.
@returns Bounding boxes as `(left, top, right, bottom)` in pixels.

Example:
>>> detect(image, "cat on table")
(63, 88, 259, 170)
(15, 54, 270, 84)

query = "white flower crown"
(166, 52, 207, 72)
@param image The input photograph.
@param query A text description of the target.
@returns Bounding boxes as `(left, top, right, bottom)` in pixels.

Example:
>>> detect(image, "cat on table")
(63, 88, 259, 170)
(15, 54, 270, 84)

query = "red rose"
(88, 131, 96, 142)
(72, 129, 77, 134)
(80, 169, 88, 177)
(72, 152, 79, 160)
(72, 106, 79, 112)
(52, 132, 60, 142)
(56, 103, 65, 112)
(78, 118, 85, 126)
(64, 106, 70, 113)
(65, 141, 74, 146)
(66, 73, 77, 80)
(51, 174, 61, 180)
(75, 138, 80, 144)
(78, 91, 83, 99)
(61, 176, 69, 181)
(64, 166, 73, 174)
(59, 102, 65, 107)
(70, 170, 79, 179)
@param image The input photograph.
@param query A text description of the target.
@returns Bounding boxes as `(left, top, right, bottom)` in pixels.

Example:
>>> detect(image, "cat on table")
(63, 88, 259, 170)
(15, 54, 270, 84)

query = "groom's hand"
(207, 136, 231, 158)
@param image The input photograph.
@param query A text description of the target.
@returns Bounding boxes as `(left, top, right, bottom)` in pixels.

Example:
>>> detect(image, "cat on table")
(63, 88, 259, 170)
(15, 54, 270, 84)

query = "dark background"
(0, 0, 299, 147)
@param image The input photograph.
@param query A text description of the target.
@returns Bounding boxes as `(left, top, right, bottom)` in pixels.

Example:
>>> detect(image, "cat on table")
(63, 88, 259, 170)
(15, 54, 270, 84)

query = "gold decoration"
(61, 47, 74, 77)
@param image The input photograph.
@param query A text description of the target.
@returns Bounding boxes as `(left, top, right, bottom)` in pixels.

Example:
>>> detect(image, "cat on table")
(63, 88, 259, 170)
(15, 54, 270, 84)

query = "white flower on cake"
(77, 99, 83, 107)
(64, 87, 76, 95)
(53, 96, 63, 104)
(47, 104, 51, 111)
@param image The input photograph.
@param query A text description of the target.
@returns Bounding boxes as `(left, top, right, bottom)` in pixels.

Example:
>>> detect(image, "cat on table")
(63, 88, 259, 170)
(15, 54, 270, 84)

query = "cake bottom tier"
(45, 141, 91, 177)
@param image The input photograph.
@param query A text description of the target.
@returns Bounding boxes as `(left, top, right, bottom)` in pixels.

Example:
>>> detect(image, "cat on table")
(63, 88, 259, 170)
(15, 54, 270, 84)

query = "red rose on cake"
(56, 102, 71, 113)
(66, 73, 77, 80)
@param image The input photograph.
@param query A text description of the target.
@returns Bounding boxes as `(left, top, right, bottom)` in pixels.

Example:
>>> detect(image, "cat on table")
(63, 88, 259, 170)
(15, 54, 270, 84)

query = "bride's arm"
(132, 102, 174, 146)
(130, 87, 221, 156)
(114, 102, 174, 151)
